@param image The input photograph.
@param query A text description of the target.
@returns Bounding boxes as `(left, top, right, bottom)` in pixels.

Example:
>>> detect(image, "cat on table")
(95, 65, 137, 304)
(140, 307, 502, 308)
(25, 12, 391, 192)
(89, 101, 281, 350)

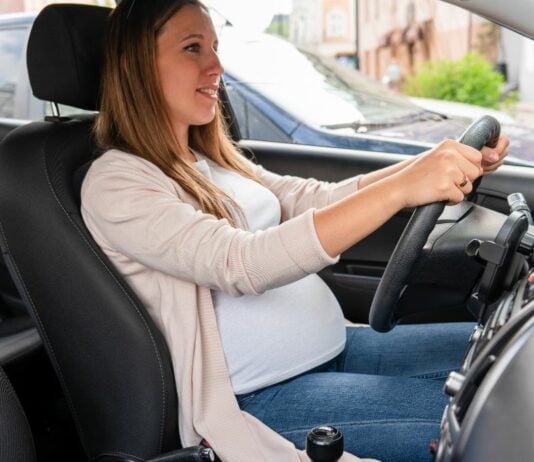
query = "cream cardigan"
(81, 149, 375, 462)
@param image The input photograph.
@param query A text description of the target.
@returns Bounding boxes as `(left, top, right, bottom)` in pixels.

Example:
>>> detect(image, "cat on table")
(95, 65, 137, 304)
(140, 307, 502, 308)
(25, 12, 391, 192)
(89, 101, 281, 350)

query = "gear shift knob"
(306, 425, 344, 462)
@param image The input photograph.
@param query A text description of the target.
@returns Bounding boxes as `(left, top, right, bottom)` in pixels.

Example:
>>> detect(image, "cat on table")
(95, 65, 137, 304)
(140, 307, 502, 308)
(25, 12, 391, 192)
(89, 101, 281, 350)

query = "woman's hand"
(358, 135, 509, 191)
(314, 136, 508, 258)
(481, 135, 509, 174)
(391, 139, 483, 209)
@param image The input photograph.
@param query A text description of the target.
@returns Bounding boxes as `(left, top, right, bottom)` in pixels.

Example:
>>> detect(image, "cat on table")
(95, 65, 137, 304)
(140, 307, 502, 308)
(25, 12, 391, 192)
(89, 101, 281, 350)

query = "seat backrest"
(0, 366, 36, 462)
(0, 5, 179, 460)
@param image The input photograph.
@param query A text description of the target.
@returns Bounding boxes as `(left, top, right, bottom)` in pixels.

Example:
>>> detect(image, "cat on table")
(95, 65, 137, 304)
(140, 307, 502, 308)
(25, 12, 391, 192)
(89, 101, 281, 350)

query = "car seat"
(0, 4, 210, 461)
(0, 366, 37, 462)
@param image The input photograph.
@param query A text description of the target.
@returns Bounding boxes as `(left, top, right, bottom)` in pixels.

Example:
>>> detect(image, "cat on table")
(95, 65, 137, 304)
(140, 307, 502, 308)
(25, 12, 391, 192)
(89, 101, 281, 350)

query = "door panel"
(241, 140, 534, 323)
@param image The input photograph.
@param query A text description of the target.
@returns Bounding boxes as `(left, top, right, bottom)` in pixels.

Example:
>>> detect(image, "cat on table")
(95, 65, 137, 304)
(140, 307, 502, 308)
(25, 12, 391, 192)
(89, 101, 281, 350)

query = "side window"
(0, 23, 90, 122)
(225, 80, 292, 143)
(225, 83, 249, 138)
(44, 103, 96, 119)
(247, 102, 292, 143)
(0, 27, 28, 119)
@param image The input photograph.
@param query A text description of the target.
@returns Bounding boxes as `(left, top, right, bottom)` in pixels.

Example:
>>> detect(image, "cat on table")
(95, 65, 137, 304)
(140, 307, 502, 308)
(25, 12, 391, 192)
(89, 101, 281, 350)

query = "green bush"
(403, 52, 504, 109)
(502, 89, 520, 116)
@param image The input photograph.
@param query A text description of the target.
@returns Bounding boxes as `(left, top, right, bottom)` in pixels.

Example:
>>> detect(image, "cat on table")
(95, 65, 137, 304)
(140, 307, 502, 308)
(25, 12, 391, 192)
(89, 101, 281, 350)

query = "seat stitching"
(0, 125, 93, 455)
(42, 127, 169, 452)
(0, 218, 91, 453)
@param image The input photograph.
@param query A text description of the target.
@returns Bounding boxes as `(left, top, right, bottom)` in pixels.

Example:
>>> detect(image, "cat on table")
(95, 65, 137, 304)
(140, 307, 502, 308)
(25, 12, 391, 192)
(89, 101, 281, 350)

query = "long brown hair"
(96, 0, 258, 226)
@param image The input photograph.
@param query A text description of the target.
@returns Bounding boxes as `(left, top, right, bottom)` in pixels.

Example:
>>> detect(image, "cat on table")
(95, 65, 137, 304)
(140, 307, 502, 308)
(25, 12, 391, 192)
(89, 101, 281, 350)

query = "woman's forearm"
(358, 133, 510, 190)
(314, 139, 486, 258)
(314, 176, 404, 257)
(358, 157, 414, 189)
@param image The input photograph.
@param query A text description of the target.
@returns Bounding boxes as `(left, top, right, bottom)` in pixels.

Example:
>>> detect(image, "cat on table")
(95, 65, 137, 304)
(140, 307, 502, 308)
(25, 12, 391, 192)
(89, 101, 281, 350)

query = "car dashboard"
(435, 225, 534, 461)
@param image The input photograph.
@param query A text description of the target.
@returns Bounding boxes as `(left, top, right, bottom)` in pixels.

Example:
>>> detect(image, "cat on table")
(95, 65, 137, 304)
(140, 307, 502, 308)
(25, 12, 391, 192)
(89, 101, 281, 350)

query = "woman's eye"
(184, 43, 200, 52)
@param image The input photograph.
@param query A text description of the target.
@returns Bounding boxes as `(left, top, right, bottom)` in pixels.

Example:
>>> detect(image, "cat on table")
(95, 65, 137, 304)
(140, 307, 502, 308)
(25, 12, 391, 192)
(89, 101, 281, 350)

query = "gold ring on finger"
(458, 176, 469, 188)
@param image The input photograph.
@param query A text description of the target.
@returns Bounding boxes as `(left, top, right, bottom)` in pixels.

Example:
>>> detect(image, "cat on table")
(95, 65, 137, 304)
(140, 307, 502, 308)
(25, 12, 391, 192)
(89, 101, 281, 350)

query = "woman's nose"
(207, 49, 224, 76)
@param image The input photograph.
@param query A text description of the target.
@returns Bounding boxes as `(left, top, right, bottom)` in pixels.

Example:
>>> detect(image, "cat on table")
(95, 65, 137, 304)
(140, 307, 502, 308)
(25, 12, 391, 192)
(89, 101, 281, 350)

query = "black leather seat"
(0, 5, 208, 461)
(0, 367, 36, 462)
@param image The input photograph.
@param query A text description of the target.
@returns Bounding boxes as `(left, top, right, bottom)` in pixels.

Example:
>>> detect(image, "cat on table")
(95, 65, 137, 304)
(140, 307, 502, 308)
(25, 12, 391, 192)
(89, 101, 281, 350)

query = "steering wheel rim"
(369, 115, 501, 332)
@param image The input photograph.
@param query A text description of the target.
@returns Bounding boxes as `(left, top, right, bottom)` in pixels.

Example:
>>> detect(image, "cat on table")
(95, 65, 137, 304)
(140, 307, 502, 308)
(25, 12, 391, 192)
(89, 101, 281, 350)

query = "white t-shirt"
(194, 154, 346, 394)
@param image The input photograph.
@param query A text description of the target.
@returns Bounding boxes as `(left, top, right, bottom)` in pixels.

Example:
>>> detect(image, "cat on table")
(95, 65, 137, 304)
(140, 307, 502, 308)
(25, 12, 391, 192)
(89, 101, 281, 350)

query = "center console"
(435, 195, 534, 461)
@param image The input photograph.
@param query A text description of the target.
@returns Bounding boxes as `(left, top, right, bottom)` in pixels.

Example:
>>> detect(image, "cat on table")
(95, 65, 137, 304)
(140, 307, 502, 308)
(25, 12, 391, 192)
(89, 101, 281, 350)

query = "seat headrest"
(27, 4, 111, 111)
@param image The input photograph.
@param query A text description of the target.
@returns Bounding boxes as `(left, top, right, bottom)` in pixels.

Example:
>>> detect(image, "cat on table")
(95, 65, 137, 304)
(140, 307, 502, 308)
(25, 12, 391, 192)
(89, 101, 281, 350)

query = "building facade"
(290, 0, 323, 48)
(357, 0, 498, 83)
(290, 0, 501, 80)
(291, 0, 355, 62)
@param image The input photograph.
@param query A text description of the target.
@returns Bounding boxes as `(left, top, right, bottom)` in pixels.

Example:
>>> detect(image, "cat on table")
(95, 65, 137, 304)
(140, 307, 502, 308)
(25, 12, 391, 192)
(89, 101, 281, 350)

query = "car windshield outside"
(219, 26, 425, 128)
(220, 22, 534, 164)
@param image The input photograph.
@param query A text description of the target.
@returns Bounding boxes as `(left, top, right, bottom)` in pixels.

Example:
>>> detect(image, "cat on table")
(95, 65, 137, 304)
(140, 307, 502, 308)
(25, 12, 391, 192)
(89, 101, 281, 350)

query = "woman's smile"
(196, 84, 219, 100)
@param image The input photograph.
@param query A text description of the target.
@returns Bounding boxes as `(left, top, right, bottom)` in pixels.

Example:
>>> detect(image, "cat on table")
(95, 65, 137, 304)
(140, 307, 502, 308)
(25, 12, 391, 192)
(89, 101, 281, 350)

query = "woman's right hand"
(390, 139, 484, 209)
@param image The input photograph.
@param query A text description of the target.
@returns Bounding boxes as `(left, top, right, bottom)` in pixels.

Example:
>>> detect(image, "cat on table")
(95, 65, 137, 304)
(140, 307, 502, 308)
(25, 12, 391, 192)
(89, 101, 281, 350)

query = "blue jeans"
(236, 322, 473, 461)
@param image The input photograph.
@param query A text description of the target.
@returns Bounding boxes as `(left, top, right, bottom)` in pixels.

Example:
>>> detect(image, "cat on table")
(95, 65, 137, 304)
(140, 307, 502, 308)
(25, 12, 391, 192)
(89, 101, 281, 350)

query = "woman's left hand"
(481, 135, 510, 175)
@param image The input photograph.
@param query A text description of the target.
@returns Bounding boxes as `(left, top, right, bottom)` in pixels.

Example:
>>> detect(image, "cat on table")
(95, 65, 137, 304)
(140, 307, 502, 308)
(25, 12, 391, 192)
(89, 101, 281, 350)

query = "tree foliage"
(403, 52, 504, 109)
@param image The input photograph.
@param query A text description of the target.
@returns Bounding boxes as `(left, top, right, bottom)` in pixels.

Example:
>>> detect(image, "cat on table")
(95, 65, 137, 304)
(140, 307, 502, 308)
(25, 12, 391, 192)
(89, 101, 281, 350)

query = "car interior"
(0, 1, 533, 462)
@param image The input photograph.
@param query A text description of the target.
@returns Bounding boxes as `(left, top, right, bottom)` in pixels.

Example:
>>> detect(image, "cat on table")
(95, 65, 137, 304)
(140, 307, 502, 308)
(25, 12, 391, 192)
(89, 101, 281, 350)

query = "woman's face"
(156, 4, 223, 138)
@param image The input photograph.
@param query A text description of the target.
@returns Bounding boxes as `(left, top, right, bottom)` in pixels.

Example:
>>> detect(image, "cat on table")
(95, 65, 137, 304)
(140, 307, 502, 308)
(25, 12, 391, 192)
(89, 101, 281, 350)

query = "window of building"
(364, 0, 369, 22)
(327, 8, 347, 38)
(406, 2, 416, 24)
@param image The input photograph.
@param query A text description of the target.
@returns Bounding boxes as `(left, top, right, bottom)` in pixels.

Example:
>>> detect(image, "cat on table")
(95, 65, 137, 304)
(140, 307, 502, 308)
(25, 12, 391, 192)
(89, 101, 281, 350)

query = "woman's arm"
(81, 154, 337, 297)
(246, 135, 509, 220)
(357, 157, 414, 189)
(315, 139, 485, 257)
(357, 135, 510, 189)
(83, 137, 508, 296)
(248, 160, 361, 220)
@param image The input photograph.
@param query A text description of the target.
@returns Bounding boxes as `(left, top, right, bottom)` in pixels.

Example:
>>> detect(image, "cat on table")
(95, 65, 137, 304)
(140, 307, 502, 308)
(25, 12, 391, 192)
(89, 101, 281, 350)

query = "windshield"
(218, 26, 425, 127)
(300, 50, 428, 124)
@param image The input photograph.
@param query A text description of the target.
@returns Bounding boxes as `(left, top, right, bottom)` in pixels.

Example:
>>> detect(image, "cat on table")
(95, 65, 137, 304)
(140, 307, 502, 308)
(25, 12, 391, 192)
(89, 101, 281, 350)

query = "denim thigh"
(237, 322, 473, 461)
(338, 322, 474, 379)
(239, 372, 447, 461)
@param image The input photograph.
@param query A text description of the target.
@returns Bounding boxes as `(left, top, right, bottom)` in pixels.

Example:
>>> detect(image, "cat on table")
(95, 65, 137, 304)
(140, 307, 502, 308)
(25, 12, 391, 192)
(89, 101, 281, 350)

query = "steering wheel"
(369, 115, 501, 332)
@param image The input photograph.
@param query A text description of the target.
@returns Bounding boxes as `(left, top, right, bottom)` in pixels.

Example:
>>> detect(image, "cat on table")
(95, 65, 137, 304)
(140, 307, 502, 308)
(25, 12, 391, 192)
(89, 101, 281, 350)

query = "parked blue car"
(218, 25, 534, 164)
